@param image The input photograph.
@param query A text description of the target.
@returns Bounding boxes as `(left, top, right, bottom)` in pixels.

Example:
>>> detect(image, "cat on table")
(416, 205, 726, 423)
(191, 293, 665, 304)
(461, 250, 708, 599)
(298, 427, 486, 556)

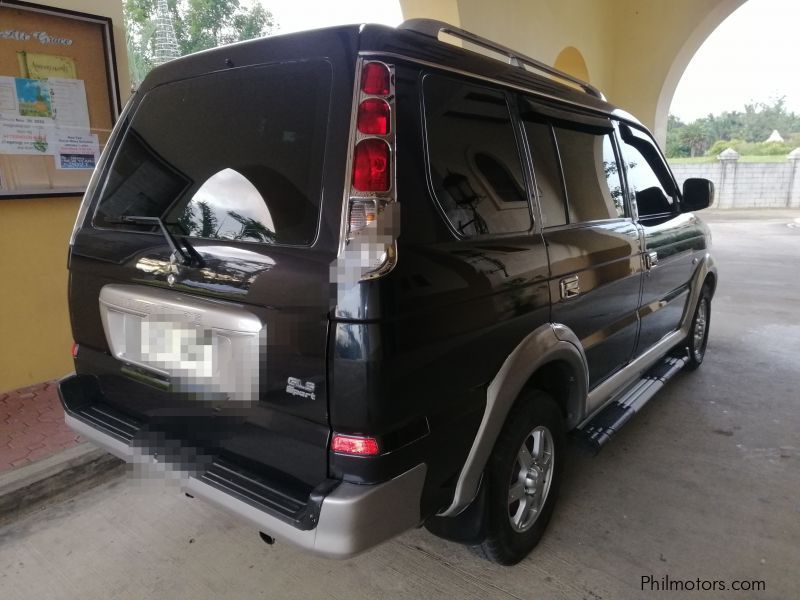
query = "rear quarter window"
(422, 74, 532, 237)
(93, 60, 331, 246)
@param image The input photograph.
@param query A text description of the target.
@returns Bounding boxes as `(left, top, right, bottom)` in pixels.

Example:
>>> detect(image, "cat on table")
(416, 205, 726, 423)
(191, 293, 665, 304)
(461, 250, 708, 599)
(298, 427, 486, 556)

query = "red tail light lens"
(353, 138, 390, 192)
(357, 98, 390, 135)
(361, 62, 391, 95)
(71, 342, 79, 358)
(331, 434, 380, 456)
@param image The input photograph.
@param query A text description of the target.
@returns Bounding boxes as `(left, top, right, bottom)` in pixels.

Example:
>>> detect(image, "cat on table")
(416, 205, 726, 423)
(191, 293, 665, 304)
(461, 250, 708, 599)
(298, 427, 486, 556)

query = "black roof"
(138, 22, 641, 127)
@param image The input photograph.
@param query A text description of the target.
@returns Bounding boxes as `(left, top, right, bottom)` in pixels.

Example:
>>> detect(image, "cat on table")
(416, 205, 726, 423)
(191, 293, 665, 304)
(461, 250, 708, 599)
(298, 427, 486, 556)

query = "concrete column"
(716, 148, 740, 209)
(787, 148, 800, 208)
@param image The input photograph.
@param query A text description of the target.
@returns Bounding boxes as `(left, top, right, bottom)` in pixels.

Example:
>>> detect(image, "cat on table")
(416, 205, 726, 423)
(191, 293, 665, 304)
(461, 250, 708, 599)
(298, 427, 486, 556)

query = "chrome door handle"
(560, 275, 580, 299)
(645, 251, 659, 270)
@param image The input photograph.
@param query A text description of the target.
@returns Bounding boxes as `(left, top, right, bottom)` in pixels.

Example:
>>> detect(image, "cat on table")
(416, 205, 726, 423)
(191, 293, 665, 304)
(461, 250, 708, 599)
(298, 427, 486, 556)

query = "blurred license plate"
(140, 320, 214, 378)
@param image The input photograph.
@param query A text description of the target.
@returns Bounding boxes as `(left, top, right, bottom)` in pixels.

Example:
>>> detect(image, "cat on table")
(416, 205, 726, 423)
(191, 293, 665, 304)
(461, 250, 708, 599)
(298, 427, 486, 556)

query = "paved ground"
(0, 382, 80, 473)
(1, 210, 798, 599)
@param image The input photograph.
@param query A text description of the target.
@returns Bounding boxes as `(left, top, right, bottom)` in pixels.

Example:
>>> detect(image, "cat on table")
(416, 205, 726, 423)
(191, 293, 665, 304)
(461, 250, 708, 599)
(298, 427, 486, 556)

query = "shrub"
(705, 138, 794, 157)
(706, 139, 742, 156)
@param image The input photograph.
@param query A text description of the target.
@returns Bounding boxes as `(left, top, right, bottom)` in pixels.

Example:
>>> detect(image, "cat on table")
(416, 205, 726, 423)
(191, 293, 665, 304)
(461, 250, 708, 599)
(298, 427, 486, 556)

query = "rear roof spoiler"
(399, 19, 606, 101)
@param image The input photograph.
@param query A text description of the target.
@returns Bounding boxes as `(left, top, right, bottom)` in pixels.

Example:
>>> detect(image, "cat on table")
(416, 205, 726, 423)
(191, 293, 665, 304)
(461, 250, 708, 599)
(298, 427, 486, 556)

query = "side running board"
(574, 355, 687, 455)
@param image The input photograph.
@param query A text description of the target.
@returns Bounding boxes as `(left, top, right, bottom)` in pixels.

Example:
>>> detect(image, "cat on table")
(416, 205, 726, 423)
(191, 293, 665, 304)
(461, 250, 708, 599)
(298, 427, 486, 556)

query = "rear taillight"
(353, 139, 390, 192)
(331, 433, 380, 456)
(71, 342, 79, 358)
(361, 62, 391, 95)
(357, 98, 390, 135)
(335, 60, 398, 282)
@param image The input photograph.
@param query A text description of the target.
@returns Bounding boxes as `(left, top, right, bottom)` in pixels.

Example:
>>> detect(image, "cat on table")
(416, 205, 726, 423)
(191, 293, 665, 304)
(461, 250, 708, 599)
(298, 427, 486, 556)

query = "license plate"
(140, 319, 214, 379)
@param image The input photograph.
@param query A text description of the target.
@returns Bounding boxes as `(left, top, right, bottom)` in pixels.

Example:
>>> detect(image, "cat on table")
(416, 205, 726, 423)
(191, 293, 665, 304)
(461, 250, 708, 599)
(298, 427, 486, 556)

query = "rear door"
(69, 54, 348, 488)
(520, 100, 643, 394)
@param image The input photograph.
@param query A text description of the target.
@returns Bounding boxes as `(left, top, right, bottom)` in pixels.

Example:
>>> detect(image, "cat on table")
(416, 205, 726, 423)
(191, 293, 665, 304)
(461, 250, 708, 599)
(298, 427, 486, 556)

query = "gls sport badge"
(286, 377, 316, 400)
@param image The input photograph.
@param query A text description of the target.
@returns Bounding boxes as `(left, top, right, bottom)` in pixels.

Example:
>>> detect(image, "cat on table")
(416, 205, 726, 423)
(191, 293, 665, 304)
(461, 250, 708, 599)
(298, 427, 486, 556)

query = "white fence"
(668, 150, 800, 209)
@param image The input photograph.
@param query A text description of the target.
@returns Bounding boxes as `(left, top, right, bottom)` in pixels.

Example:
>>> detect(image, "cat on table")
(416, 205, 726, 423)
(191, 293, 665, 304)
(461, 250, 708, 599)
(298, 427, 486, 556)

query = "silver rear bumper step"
(66, 414, 426, 558)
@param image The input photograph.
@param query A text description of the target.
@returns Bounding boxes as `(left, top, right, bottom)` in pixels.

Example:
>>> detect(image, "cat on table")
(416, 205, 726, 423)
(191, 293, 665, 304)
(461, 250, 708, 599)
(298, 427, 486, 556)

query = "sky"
(669, 0, 800, 121)
(256, 0, 402, 35)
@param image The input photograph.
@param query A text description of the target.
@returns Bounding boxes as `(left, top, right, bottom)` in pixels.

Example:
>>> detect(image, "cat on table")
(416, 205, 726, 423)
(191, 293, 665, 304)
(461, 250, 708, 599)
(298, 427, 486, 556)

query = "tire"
(684, 284, 712, 371)
(473, 390, 565, 565)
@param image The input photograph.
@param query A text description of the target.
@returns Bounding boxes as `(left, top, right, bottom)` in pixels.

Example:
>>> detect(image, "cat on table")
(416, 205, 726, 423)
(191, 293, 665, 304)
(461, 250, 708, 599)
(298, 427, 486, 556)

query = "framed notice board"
(0, 0, 121, 198)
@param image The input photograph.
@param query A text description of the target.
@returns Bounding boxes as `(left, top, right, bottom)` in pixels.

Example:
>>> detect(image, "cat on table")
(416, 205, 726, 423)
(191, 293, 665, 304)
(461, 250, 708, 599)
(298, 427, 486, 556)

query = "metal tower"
(153, 0, 180, 66)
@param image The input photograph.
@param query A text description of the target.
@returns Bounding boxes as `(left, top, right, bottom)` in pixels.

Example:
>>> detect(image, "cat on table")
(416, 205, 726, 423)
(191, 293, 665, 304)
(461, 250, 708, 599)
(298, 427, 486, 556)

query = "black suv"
(60, 20, 717, 565)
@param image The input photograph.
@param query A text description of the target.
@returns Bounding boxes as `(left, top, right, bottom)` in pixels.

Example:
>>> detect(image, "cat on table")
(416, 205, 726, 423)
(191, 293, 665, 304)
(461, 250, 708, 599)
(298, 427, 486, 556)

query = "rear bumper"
(60, 375, 426, 559)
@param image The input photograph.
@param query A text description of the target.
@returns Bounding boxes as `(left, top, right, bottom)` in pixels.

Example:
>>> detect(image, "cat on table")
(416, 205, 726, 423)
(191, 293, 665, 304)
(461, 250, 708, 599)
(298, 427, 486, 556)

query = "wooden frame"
(0, 0, 121, 199)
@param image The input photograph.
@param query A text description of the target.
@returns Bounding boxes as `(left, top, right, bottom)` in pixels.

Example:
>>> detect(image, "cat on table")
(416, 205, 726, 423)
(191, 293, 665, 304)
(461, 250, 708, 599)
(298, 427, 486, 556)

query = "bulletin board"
(0, 0, 120, 198)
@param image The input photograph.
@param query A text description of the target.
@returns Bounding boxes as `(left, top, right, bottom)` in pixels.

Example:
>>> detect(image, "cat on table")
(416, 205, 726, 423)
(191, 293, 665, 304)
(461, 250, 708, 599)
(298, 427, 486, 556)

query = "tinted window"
(94, 61, 331, 246)
(521, 119, 567, 227)
(423, 75, 531, 237)
(554, 126, 625, 222)
(617, 124, 677, 220)
(175, 169, 276, 243)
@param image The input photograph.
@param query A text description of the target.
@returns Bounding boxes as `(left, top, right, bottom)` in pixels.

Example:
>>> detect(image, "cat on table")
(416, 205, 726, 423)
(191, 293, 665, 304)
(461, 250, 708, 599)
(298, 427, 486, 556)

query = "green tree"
(198, 201, 219, 238)
(666, 114, 689, 157)
(740, 97, 800, 142)
(666, 98, 800, 158)
(226, 210, 275, 242)
(124, 0, 274, 86)
(678, 122, 710, 157)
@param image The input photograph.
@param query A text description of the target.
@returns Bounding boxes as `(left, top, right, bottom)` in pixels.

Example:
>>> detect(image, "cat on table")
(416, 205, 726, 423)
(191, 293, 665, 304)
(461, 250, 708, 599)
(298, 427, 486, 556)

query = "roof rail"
(398, 19, 605, 101)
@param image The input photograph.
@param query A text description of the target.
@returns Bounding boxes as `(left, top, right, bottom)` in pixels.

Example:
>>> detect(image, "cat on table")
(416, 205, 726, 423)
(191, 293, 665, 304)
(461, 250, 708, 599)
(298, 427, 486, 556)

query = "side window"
(617, 124, 677, 221)
(554, 125, 626, 222)
(520, 118, 568, 227)
(423, 75, 531, 237)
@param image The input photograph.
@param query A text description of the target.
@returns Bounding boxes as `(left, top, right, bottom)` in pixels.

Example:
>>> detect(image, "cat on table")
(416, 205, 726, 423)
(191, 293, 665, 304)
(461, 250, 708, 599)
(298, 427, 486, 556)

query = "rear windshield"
(93, 60, 331, 246)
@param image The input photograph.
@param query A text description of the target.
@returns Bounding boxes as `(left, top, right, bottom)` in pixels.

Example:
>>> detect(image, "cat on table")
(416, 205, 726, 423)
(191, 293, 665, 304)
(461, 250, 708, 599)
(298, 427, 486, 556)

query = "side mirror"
(682, 178, 714, 212)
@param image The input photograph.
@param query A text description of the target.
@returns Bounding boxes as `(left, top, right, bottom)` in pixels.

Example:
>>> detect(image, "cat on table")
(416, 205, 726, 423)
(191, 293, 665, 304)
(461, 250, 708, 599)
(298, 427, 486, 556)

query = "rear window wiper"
(106, 215, 204, 267)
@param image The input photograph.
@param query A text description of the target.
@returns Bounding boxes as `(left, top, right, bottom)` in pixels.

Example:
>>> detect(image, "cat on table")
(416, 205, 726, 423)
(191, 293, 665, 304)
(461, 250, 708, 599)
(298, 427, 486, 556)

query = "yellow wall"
(609, 0, 745, 143)
(399, 0, 746, 144)
(0, 197, 81, 390)
(0, 0, 129, 392)
(455, 0, 617, 94)
(553, 47, 590, 82)
(401, 0, 461, 25)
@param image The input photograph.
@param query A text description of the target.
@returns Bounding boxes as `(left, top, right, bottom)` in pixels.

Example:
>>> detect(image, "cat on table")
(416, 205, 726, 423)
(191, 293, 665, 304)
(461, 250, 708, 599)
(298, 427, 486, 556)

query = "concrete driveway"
(1, 210, 798, 600)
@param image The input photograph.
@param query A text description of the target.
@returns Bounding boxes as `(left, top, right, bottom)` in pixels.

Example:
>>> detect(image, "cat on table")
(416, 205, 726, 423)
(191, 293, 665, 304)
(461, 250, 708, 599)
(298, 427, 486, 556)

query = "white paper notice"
(0, 76, 93, 160)
(0, 77, 19, 115)
(48, 78, 90, 131)
(54, 132, 99, 169)
(0, 115, 56, 155)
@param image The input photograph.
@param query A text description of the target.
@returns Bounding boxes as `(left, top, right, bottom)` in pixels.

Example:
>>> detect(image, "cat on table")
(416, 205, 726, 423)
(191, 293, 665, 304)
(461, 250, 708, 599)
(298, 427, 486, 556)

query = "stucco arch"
(553, 46, 589, 83)
(399, 0, 749, 147)
(653, 0, 747, 144)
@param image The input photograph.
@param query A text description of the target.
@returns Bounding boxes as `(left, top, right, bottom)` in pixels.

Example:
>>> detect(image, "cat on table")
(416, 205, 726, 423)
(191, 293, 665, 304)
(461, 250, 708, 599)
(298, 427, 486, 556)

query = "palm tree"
(227, 210, 275, 243)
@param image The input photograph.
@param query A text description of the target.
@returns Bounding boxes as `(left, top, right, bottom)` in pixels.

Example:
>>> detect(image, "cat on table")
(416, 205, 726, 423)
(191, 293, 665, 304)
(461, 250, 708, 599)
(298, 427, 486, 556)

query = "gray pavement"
(1, 210, 798, 600)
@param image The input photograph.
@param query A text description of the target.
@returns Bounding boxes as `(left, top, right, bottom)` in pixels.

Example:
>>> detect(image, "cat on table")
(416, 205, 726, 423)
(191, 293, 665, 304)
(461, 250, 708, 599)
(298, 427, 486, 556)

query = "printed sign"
(0, 116, 55, 155)
(17, 52, 77, 79)
(15, 77, 52, 118)
(0, 29, 73, 46)
(0, 2, 119, 197)
(54, 132, 99, 169)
